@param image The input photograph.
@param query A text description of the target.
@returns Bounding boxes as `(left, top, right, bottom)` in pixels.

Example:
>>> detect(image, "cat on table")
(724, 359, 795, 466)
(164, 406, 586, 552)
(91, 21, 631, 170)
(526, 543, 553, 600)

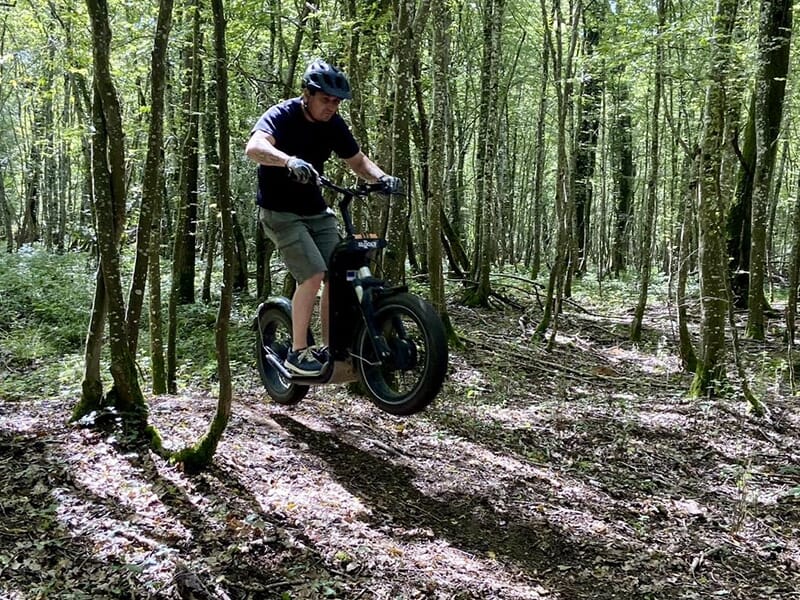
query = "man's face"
(304, 90, 343, 122)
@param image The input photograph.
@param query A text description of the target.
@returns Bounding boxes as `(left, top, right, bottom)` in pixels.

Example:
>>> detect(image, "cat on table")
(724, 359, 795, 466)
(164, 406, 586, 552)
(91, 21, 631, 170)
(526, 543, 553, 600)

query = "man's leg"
(320, 281, 330, 346)
(291, 271, 324, 350)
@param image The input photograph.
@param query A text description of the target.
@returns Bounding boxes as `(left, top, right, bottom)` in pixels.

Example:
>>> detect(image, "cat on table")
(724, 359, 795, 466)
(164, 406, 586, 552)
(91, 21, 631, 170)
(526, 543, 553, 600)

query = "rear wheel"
(356, 292, 448, 415)
(255, 306, 309, 405)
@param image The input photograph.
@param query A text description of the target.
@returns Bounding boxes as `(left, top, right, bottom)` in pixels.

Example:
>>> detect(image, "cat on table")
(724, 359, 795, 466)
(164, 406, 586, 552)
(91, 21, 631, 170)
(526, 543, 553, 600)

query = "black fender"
(252, 296, 315, 348)
(251, 296, 293, 331)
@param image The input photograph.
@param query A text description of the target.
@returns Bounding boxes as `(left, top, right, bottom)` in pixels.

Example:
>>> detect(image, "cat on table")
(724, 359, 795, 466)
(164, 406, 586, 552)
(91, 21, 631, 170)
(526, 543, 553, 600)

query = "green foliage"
(0, 247, 93, 355)
(0, 248, 256, 402)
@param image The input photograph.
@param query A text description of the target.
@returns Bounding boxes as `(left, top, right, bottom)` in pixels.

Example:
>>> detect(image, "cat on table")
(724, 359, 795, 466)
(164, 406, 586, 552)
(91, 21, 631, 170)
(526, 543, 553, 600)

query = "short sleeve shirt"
(251, 97, 360, 215)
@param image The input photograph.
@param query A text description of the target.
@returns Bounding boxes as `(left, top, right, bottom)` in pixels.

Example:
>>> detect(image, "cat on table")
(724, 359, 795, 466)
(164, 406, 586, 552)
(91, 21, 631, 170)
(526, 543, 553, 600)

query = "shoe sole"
(284, 362, 323, 377)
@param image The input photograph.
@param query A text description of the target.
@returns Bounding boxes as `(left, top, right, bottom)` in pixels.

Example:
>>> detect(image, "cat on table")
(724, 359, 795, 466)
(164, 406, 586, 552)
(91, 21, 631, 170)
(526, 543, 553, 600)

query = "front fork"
(351, 266, 392, 363)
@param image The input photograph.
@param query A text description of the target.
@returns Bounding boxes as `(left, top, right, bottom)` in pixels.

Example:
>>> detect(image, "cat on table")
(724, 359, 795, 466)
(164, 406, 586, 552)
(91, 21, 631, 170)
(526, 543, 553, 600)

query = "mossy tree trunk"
(535, 0, 580, 338)
(174, 0, 234, 473)
(630, 0, 664, 343)
(465, 0, 504, 307)
(746, 0, 792, 340)
(428, 0, 455, 339)
(690, 0, 739, 398)
(126, 0, 174, 357)
(75, 0, 146, 423)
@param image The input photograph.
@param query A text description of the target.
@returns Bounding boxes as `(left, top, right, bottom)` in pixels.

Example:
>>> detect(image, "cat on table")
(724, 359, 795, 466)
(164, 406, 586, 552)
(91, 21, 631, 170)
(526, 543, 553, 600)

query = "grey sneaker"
(285, 347, 324, 376)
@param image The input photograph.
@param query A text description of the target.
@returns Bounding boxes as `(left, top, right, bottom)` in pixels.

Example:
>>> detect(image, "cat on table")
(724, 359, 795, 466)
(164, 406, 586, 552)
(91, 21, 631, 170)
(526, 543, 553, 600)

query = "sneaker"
(311, 345, 330, 364)
(284, 347, 324, 376)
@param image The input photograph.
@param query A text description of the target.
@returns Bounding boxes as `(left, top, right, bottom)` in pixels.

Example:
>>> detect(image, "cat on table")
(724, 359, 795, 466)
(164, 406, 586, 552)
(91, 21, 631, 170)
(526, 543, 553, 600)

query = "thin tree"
(167, 1, 202, 393)
(610, 71, 633, 276)
(126, 0, 174, 357)
(428, 0, 455, 338)
(173, 0, 234, 472)
(630, 0, 664, 343)
(746, 0, 792, 339)
(466, 0, 504, 307)
(574, 4, 604, 275)
(74, 0, 146, 423)
(690, 0, 739, 398)
(785, 170, 800, 392)
(535, 0, 581, 338)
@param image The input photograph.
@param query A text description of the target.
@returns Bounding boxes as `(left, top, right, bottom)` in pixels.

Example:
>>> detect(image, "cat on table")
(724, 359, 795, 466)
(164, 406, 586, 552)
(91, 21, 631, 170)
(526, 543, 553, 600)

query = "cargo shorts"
(259, 207, 340, 284)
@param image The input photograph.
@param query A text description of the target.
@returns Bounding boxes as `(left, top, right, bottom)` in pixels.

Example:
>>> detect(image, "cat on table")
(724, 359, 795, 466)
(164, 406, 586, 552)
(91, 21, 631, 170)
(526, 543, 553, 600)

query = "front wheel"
(255, 305, 309, 405)
(356, 292, 448, 415)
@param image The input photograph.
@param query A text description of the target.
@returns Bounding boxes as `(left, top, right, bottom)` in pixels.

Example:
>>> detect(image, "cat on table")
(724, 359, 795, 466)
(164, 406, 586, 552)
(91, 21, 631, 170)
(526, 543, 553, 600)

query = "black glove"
(378, 174, 403, 194)
(286, 157, 319, 184)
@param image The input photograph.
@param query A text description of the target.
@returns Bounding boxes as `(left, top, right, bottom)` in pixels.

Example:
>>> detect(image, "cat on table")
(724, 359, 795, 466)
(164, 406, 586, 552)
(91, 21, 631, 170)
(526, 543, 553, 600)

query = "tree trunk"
(76, 0, 146, 421)
(202, 73, 220, 305)
(126, 0, 174, 357)
(0, 163, 12, 252)
(631, 0, 664, 343)
(174, 0, 234, 472)
(574, 9, 603, 275)
(726, 92, 755, 307)
(529, 31, 549, 279)
(465, 0, 504, 307)
(175, 7, 201, 306)
(690, 0, 739, 398)
(536, 0, 580, 338)
(676, 151, 700, 372)
(785, 169, 800, 392)
(18, 104, 43, 248)
(168, 3, 202, 392)
(428, 0, 454, 336)
(611, 76, 633, 276)
(746, 0, 792, 340)
(381, 0, 428, 283)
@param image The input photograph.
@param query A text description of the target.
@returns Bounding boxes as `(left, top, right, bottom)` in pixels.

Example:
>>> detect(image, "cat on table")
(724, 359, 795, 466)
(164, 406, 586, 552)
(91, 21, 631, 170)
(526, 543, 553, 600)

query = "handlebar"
(317, 176, 396, 238)
(318, 175, 397, 197)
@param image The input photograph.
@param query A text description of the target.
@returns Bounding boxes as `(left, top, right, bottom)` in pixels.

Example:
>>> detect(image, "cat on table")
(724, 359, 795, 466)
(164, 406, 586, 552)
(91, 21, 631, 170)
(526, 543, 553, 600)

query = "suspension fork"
(354, 273, 391, 363)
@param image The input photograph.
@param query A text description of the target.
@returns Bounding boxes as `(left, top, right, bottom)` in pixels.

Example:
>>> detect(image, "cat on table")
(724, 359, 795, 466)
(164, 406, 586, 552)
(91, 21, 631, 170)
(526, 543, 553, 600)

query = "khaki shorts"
(259, 208, 340, 284)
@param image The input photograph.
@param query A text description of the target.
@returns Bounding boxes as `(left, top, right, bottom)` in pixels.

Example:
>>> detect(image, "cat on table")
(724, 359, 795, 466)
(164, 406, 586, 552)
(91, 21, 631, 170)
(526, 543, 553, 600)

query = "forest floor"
(2, 295, 800, 600)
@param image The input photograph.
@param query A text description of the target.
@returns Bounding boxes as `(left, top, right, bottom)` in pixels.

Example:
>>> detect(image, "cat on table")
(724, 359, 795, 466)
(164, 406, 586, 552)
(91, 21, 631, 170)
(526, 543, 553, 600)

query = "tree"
(126, 0, 174, 357)
(428, 0, 454, 337)
(535, 0, 580, 338)
(746, 0, 792, 339)
(173, 0, 234, 473)
(168, 1, 202, 394)
(74, 0, 146, 423)
(465, 0, 505, 307)
(690, 0, 739, 398)
(630, 0, 664, 343)
(610, 72, 633, 276)
(381, 0, 429, 283)
(574, 3, 604, 275)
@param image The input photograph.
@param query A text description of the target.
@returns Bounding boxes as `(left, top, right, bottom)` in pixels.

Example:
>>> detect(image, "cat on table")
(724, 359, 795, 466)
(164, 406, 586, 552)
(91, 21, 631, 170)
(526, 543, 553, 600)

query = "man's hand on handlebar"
(378, 174, 403, 195)
(286, 157, 320, 184)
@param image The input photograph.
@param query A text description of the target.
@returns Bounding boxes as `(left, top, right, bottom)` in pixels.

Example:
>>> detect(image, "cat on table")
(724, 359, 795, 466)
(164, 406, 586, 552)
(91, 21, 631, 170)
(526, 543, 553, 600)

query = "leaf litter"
(1, 303, 799, 599)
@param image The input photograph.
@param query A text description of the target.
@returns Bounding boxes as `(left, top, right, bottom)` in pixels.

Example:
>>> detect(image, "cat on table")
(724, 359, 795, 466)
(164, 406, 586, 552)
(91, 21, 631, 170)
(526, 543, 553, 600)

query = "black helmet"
(301, 59, 352, 100)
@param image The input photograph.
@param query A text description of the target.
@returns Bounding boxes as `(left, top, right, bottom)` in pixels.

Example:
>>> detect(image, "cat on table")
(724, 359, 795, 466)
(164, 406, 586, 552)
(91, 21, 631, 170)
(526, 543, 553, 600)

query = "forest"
(1, 0, 799, 597)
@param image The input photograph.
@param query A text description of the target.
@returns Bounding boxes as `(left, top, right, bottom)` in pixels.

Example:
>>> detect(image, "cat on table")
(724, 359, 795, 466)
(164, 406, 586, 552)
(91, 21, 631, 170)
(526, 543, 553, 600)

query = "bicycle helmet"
(301, 59, 352, 100)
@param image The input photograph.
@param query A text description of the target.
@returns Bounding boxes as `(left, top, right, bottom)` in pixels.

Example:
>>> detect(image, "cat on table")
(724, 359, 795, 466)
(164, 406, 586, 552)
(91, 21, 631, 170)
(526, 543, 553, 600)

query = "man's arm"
(344, 151, 387, 182)
(245, 131, 291, 167)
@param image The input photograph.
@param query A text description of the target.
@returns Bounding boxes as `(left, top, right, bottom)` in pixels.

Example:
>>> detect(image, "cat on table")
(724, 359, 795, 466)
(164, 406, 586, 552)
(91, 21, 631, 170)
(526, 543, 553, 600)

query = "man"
(245, 59, 401, 376)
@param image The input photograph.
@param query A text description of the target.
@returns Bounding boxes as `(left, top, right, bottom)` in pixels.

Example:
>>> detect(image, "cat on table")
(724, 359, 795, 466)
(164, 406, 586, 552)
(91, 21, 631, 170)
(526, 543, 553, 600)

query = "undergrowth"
(0, 246, 255, 402)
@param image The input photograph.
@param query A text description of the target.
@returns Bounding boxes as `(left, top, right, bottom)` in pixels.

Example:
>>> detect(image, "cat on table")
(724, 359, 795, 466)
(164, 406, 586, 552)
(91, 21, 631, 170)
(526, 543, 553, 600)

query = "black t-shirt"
(251, 97, 360, 215)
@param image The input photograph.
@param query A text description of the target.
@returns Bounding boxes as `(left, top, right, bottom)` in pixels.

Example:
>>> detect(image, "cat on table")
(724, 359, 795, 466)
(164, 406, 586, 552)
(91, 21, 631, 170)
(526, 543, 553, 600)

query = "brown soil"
(1, 303, 799, 599)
